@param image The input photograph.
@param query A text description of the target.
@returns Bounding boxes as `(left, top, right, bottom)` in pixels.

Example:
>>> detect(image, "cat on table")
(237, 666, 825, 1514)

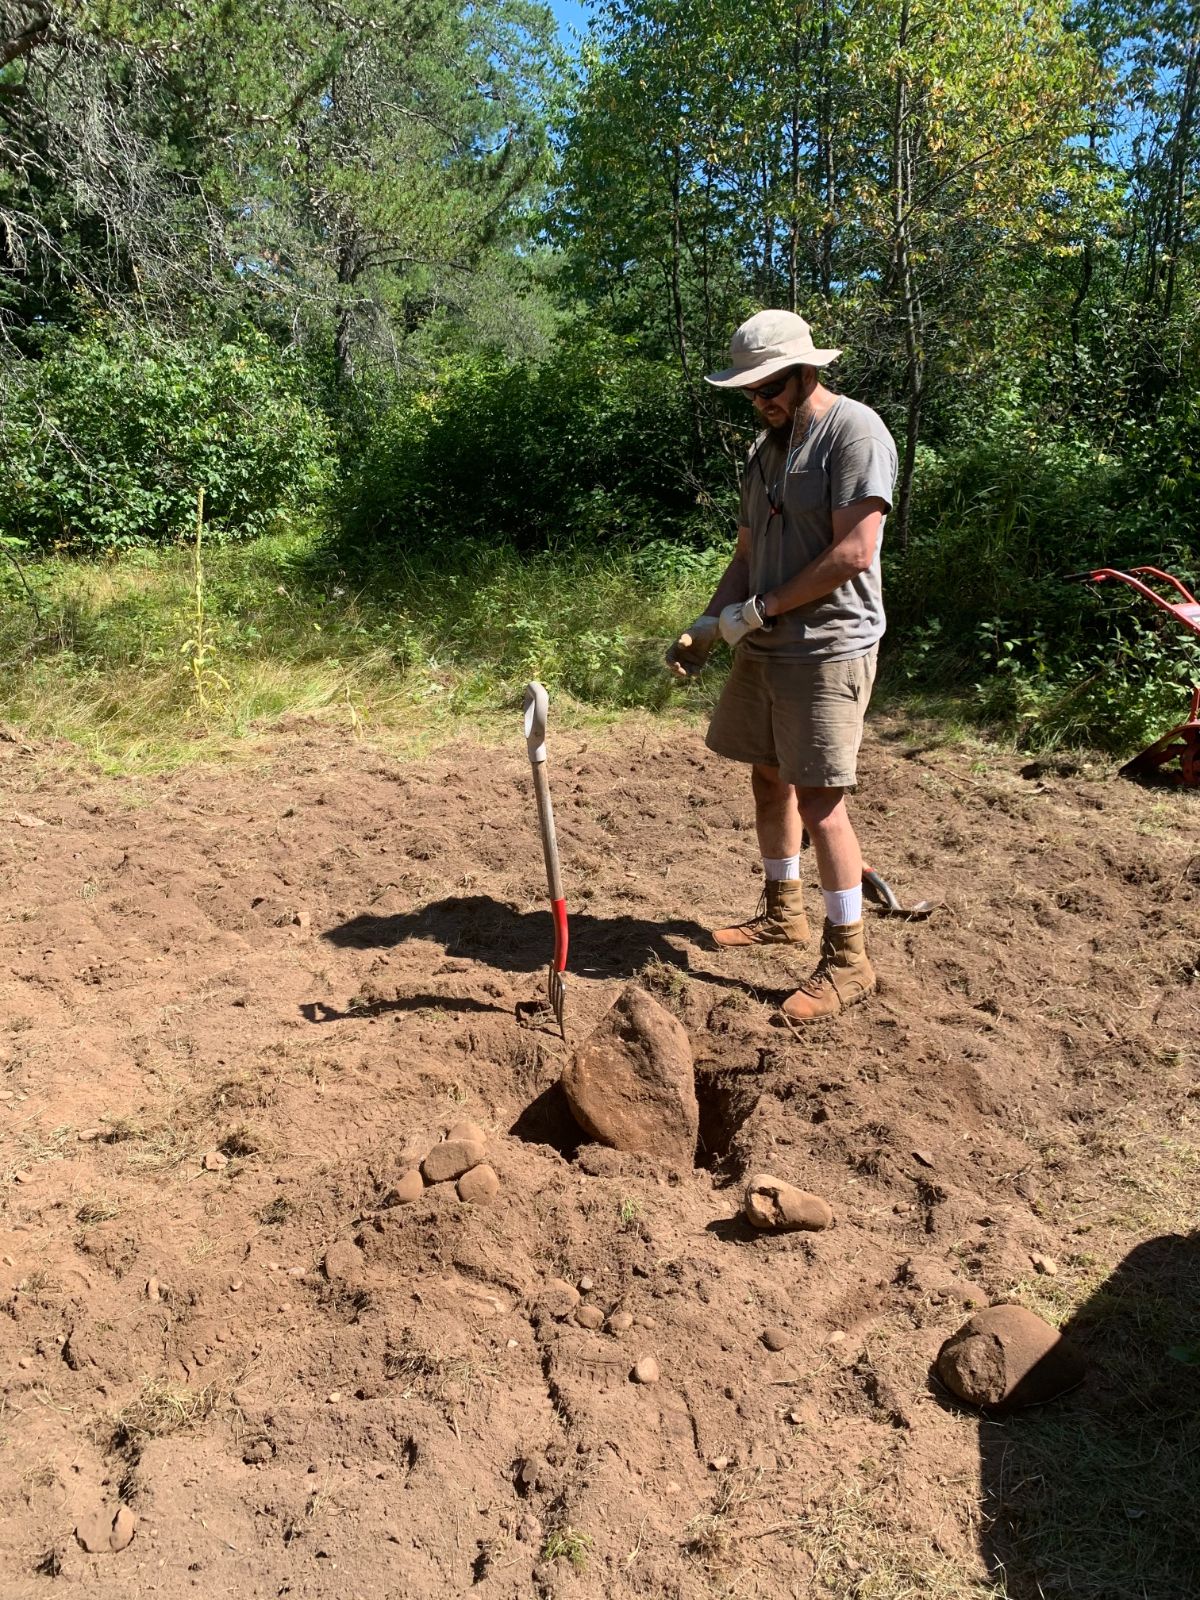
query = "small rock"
(287, 1266, 306, 1279)
(828, 1330, 846, 1345)
(110, 1505, 137, 1553)
(12, 1170, 34, 1185)
(516, 1513, 541, 1544)
(389, 1169, 424, 1205)
(937, 1304, 1085, 1410)
(632, 1355, 660, 1384)
(229, 1280, 244, 1293)
(743, 1174, 832, 1232)
(574, 1305, 604, 1330)
(202, 1150, 228, 1172)
(18, 1356, 32, 1370)
(708, 1455, 730, 1471)
(1, 1254, 12, 1266)
(578, 1275, 594, 1293)
(913, 1149, 936, 1168)
(786, 1409, 802, 1424)
(243, 1438, 274, 1465)
(637, 1315, 657, 1330)
(1031, 1252, 1058, 1277)
(322, 1240, 362, 1283)
(292, 910, 311, 930)
(422, 1139, 485, 1185)
(145, 1277, 161, 1302)
(762, 1326, 790, 1352)
(77, 1128, 103, 1143)
(606, 1311, 634, 1334)
(506, 1338, 519, 1349)
(447, 1119, 486, 1146)
(456, 1163, 500, 1204)
(540, 1277, 580, 1318)
(327, 1391, 342, 1403)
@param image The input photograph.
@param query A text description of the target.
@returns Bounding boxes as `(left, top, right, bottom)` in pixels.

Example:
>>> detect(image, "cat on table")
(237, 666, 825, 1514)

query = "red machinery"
(1064, 565, 1200, 786)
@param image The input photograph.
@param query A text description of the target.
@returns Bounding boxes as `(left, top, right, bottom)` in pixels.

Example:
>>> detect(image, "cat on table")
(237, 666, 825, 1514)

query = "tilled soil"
(0, 712, 1197, 1599)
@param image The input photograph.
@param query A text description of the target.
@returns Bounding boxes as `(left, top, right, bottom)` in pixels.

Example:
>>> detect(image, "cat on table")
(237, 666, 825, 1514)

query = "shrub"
(337, 332, 734, 556)
(0, 326, 335, 553)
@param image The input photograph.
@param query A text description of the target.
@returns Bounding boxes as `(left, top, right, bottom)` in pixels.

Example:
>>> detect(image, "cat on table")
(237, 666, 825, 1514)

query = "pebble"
(708, 1455, 730, 1471)
(631, 1356, 660, 1384)
(18, 1356, 31, 1370)
(828, 1330, 846, 1345)
(389, 1169, 424, 1205)
(287, 1266, 306, 1279)
(743, 1174, 833, 1232)
(201, 1150, 228, 1172)
(77, 1128, 103, 1143)
(1, 1254, 12, 1267)
(12, 1170, 33, 1185)
(786, 1409, 802, 1424)
(456, 1163, 500, 1204)
(573, 1305, 604, 1330)
(447, 1119, 486, 1146)
(507, 1338, 519, 1349)
(229, 1280, 243, 1293)
(327, 1391, 342, 1403)
(1031, 1252, 1058, 1276)
(145, 1277, 161, 1302)
(606, 1311, 634, 1334)
(762, 1326, 790, 1352)
(578, 1275, 594, 1293)
(422, 1138, 485, 1185)
(111, 1505, 138, 1553)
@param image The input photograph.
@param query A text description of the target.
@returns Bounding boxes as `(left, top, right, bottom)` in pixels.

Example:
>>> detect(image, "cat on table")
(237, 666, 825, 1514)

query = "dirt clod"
(632, 1355, 661, 1384)
(762, 1325, 790, 1351)
(574, 1305, 604, 1330)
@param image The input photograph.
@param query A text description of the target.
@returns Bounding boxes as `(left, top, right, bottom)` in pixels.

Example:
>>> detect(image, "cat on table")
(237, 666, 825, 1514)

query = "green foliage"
(339, 336, 734, 554)
(0, 328, 335, 553)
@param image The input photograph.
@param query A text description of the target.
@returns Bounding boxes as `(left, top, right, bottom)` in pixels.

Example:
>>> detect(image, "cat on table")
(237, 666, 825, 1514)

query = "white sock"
(821, 885, 862, 926)
(763, 855, 800, 882)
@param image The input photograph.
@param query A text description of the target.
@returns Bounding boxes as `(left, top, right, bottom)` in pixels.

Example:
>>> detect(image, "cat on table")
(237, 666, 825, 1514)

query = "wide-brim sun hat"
(705, 309, 841, 388)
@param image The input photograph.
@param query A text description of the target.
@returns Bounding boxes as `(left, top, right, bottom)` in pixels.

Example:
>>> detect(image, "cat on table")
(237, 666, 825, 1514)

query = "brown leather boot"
(780, 919, 875, 1020)
(713, 879, 810, 948)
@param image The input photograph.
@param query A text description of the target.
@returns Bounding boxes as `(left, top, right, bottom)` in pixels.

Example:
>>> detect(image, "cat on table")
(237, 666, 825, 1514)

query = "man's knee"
(796, 786, 847, 829)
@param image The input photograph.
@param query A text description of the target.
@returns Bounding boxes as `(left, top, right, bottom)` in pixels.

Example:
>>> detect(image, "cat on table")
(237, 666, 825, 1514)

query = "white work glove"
(718, 594, 772, 647)
(665, 614, 719, 678)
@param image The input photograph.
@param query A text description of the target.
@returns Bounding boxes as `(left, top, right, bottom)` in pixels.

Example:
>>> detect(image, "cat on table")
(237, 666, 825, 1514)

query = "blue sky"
(548, 0, 591, 48)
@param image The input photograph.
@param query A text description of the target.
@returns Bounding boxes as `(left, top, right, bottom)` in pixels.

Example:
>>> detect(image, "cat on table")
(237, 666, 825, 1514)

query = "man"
(667, 309, 896, 1021)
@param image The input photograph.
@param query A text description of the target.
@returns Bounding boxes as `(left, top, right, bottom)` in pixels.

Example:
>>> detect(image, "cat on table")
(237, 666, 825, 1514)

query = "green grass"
(0, 528, 728, 771)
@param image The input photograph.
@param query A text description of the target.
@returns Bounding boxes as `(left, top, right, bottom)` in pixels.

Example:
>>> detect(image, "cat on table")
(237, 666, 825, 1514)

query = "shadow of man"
(321, 893, 741, 988)
(977, 1230, 1200, 1599)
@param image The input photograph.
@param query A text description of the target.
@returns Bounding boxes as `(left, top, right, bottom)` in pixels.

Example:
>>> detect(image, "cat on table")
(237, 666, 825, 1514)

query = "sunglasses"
(742, 373, 793, 402)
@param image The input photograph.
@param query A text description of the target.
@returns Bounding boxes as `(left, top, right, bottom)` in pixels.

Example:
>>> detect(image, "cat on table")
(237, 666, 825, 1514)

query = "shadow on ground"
(977, 1230, 1200, 1599)
(321, 894, 746, 988)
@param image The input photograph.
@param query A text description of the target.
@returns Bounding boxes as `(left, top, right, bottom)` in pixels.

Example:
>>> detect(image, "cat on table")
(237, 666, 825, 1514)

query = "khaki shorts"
(705, 647, 877, 789)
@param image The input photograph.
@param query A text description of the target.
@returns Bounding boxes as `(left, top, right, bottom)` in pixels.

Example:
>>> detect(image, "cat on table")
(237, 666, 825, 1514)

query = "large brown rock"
(561, 985, 697, 1164)
(937, 1304, 1085, 1410)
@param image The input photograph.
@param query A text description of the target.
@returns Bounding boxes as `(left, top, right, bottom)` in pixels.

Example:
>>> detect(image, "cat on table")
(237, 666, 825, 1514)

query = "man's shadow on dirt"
(319, 894, 754, 992)
(969, 1230, 1199, 1599)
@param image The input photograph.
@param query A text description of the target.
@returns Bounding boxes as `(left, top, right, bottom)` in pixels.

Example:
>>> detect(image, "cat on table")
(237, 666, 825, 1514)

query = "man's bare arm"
(761, 500, 885, 619)
(704, 523, 752, 615)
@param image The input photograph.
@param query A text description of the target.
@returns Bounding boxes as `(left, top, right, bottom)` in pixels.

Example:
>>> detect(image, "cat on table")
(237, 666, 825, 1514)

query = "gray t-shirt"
(739, 394, 897, 662)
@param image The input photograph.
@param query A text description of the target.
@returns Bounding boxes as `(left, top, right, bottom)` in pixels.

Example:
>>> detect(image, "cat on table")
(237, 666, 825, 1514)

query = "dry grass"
(112, 1378, 219, 1445)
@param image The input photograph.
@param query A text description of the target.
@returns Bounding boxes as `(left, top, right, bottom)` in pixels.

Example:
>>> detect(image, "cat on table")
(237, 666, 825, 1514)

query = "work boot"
(713, 880, 810, 948)
(780, 919, 875, 1020)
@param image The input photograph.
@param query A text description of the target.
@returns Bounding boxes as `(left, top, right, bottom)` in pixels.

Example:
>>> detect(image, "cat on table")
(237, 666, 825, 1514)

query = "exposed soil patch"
(1, 713, 1197, 1598)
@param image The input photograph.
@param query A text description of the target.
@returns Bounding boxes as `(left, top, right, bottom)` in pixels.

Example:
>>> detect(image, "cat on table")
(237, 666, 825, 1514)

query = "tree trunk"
(890, 1, 922, 553)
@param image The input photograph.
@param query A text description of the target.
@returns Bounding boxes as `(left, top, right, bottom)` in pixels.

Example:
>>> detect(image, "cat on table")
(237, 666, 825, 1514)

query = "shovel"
(522, 681, 568, 1039)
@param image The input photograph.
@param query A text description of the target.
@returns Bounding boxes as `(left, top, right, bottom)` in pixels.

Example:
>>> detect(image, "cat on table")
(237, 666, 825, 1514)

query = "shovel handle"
(524, 681, 568, 970)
